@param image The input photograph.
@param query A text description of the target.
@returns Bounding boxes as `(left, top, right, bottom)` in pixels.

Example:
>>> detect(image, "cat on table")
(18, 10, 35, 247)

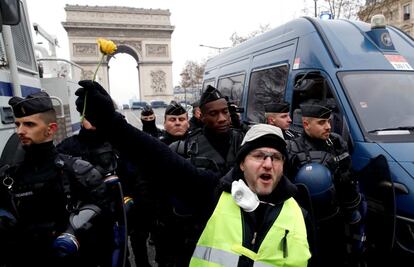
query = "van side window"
(217, 73, 245, 107)
(292, 75, 347, 137)
(203, 79, 215, 90)
(246, 65, 288, 123)
(10, 1, 37, 71)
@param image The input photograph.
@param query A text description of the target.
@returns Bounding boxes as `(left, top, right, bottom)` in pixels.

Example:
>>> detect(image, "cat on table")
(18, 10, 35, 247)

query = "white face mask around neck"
(231, 179, 260, 212)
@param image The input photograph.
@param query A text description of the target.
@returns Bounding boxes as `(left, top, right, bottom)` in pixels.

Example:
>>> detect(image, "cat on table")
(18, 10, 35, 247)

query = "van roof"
(205, 17, 414, 72)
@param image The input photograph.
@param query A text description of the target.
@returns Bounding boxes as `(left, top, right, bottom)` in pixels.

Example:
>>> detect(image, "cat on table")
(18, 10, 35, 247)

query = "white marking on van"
(293, 58, 300, 69)
(384, 54, 413, 70)
(377, 130, 410, 135)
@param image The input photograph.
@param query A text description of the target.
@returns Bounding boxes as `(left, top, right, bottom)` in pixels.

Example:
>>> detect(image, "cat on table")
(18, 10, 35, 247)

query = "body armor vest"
(174, 129, 243, 175)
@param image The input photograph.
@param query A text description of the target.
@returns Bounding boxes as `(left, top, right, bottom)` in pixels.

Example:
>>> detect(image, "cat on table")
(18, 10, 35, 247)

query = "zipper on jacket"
(251, 231, 257, 245)
(280, 229, 289, 258)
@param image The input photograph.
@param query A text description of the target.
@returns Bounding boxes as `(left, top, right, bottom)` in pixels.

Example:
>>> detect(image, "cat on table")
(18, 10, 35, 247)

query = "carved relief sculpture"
(73, 43, 98, 56)
(112, 40, 142, 53)
(146, 44, 168, 57)
(151, 70, 166, 93)
(82, 70, 94, 80)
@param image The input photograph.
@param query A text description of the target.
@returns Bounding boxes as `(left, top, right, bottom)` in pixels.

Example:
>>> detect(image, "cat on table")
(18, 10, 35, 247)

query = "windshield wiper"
(368, 126, 414, 133)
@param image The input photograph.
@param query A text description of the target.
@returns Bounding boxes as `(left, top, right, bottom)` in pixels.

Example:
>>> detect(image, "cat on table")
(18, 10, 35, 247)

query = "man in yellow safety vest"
(75, 80, 312, 267)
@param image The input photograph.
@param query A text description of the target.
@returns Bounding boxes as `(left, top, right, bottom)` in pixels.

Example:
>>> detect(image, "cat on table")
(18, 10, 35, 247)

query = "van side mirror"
(0, 0, 21, 29)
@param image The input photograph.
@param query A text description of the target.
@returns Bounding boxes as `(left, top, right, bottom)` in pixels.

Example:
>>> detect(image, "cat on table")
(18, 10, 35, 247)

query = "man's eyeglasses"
(248, 150, 285, 163)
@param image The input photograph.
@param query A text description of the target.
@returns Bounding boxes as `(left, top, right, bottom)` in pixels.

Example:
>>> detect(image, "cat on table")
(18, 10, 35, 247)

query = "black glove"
(75, 80, 116, 128)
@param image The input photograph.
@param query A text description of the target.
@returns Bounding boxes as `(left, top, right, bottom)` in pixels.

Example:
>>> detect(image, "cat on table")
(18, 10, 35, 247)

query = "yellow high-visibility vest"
(190, 192, 311, 267)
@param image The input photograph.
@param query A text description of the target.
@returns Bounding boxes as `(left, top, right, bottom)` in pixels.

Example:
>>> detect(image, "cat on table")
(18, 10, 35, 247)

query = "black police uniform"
(153, 101, 191, 267)
(188, 101, 203, 132)
(57, 127, 134, 267)
(0, 92, 111, 267)
(170, 86, 244, 175)
(283, 128, 301, 140)
(264, 101, 300, 140)
(131, 103, 161, 266)
(171, 127, 244, 174)
(286, 100, 363, 267)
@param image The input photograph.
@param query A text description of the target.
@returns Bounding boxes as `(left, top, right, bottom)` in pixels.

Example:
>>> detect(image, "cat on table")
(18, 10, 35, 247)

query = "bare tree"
(315, 0, 365, 19)
(229, 24, 271, 47)
(179, 60, 206, 89)
(358, 0, 397, 22)
(299, 0, 366, 20)
(302, 0, 396, 23)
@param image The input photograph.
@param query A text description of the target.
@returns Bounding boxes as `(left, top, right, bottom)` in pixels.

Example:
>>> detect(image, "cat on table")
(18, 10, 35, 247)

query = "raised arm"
(75, 80, 219, 199)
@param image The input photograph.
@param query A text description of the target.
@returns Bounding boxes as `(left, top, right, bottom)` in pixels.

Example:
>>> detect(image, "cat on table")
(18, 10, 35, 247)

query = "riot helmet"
(294, 163, 339, 221)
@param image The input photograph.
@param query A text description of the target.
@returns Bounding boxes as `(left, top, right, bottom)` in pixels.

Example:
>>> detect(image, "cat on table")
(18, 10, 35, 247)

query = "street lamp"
(314, 0, 318, 18)
(180, 72, 187, 104)
(199, 44, 230, 53)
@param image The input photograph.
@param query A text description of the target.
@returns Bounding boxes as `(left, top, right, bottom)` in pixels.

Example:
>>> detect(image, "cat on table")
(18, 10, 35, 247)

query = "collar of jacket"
(302, 131, 331, 149)
(23, 141, 57, 163)
(162, 131, 187, 144)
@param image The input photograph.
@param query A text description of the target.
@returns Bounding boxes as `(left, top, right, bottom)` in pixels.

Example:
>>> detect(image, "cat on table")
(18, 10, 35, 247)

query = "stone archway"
(62, 5, 174, 102)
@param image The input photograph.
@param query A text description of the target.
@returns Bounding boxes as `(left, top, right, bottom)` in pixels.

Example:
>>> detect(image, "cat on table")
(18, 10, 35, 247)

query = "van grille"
(0, 34, 7, 66)
(10, 1, 36, 71)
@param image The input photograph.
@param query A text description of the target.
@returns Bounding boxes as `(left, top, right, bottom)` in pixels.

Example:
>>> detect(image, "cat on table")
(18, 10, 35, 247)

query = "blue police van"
(202, 15, 414, 258)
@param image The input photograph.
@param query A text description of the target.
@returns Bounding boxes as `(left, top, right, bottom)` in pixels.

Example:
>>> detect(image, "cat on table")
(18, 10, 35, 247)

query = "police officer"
(0, 92, 111, 267)
(74, 80, 312, 266)
(188, 100, 203, 132)
(159, 101, 189, 145)
(170, 85, 244, 175)
(286, 99, 364, 267)
(264, 101, 300, 140)
(165, 86, 244, 265)
(151, 101, 191, 266)
(141, 104, 163, 138)
(57, 119, 135, 266)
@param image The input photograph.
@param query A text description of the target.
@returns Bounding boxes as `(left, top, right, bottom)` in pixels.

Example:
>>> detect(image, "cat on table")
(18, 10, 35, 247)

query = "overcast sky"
(26, 0, 315, 105)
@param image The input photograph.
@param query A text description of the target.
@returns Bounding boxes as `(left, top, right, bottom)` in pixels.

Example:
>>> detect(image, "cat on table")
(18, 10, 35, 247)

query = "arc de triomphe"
(62, 5, 174, 102)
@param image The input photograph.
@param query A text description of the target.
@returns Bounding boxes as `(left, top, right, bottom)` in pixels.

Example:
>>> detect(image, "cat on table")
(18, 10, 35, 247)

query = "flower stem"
(81, 54, 105, 122)
(93, 54, 105, 81)
(80, 91, 88, 122)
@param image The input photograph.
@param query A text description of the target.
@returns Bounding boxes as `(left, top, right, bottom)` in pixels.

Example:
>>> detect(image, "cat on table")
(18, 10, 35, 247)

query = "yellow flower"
(81, 38, 117, 122)
(97, 38, 117, 55)
(92, 38, 117, 81)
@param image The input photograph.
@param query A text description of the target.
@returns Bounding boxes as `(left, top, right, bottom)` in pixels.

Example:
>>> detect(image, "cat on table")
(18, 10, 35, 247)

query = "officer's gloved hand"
(340, 188, 362, 224)
(75, 80, 116, 128)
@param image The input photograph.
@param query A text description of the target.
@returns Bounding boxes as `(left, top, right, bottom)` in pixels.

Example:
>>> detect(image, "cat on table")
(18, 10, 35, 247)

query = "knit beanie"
(236, 124, 287, 163)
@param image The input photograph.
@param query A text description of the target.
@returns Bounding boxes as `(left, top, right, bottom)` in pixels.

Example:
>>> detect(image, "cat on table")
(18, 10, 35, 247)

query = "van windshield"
(340, 71, 414, 137)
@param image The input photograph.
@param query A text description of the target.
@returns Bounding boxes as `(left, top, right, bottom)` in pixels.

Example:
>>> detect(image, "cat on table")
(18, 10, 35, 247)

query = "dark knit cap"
(191, 100, 200, 108)
(236, 124, 287, 163)
(9, 91, 53, 118)
(141, 104, 154, 116)
(300, 99, 332, 119)
(199, 85, 225, 108)
(165, 101, 186, 116)
(264, 101, 290, 113)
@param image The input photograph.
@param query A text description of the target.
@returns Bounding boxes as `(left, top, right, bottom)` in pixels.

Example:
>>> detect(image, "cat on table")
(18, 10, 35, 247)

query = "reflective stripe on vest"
(190, 192, 310, 267)
(192, 245, 240, 266)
